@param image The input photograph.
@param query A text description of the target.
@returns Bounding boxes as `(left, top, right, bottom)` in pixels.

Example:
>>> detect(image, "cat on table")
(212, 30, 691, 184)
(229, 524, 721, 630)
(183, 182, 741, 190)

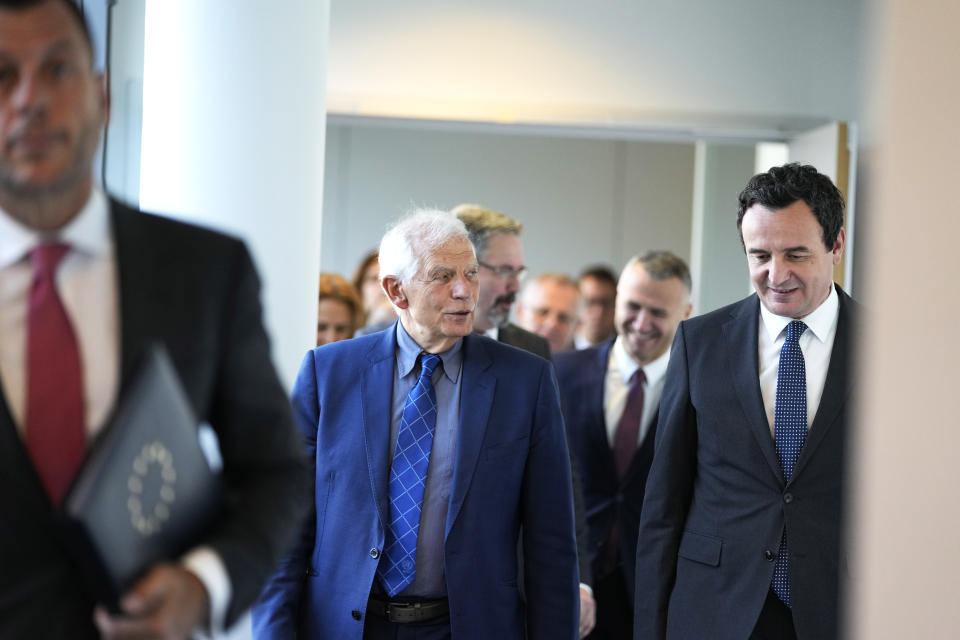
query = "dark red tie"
(612, 368, 645, 479)
(25, 243, 86, 504)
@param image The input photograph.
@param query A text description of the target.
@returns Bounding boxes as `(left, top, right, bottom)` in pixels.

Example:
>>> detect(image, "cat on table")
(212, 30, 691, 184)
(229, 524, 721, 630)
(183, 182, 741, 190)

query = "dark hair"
(577, 265, 617, 289)
(351, 249, 379, 293)
(736, 162, 844, 250)
(632, 250, 691, 294)
(0, 0, 94, 59)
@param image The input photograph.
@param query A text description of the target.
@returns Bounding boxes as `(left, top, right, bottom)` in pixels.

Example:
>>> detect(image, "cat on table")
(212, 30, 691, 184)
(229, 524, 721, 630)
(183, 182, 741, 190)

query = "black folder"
(63, 344, 222, 605)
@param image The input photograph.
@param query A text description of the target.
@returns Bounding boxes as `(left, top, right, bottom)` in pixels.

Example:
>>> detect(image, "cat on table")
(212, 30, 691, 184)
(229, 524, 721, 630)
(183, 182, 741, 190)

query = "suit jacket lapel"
(0, 391, 51, 514)
(111, 201, 162, 389)
(723, 295, 783, 482)
(445, 334, 494, 538)
(361, 326, 399, 529)
(590, 341, 622, 482)
(793, 285, 855, 479)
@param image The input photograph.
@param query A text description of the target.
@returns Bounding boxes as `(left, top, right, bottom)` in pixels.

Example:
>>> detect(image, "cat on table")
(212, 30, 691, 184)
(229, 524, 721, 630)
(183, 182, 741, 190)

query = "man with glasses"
(453, 203, 597, 638)
(574, 266, 618, 349)
(451, 204, 549, 359)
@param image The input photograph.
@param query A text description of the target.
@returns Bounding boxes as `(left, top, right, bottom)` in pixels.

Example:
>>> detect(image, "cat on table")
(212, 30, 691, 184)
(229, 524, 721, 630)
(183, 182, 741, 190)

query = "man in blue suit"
(634, 164, 856, 639)
(555, 252, 692, 640)
(254, 209, 579, 639)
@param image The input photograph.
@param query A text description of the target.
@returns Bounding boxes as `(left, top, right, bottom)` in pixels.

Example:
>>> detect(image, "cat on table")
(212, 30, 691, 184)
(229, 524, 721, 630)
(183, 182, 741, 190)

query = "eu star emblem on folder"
(63, 344, 223, 605)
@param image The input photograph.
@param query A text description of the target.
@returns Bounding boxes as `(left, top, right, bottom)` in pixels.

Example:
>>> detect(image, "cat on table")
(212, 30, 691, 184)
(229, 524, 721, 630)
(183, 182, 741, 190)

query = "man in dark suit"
(454, 203, 596, 637)
(555, 251, 692, 640)
(0, 1, 306, 637)
(634, 163, 856, 640)
(253, 209, 579, 639)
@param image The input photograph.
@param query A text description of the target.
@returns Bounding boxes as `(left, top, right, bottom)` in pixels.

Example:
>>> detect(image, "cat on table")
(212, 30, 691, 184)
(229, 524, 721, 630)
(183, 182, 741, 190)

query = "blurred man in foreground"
(0, 1, 306, 637)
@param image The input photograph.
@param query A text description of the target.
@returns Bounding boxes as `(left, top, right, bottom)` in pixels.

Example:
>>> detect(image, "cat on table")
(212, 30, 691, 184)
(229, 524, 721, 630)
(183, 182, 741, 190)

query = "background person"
(573, 266, 618, 349)
(554, 252, 692, 640)
(316, 272, 363, 346)
(515, 272, 581, 353)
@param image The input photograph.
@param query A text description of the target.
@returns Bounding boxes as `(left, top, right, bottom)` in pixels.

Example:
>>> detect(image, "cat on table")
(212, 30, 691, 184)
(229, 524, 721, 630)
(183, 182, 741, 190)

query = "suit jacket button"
(352, 610, 362, 621)
(369, 548, 380, 559)
(783, 492, 794, 504)
(764, 550, 775, 561)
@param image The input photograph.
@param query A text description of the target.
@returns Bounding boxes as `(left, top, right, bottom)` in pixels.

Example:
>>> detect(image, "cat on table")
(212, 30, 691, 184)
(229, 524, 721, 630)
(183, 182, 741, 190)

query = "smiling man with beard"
(554, 251, 691, 640)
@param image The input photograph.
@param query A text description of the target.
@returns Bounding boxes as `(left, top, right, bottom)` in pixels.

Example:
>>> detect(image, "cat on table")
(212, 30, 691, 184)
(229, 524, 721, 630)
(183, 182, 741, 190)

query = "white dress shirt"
(0, 189, 230, 637)
(603, 337, 671, 447)
(758, 285, 840, 436)
(0, 187, 119, 435)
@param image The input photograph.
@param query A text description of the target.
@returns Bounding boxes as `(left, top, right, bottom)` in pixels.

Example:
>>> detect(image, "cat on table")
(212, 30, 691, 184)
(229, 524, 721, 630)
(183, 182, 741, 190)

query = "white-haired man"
(254, 209, 579, 640)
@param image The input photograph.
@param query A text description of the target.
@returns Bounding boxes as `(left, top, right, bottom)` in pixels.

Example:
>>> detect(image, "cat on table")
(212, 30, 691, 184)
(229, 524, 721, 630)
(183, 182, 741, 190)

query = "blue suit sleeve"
(522, 361, 580, 640)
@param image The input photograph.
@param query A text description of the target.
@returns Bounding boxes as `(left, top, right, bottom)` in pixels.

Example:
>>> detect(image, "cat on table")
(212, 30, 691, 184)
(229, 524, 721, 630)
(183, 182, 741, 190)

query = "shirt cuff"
(579, 582, 594, 598)
(182, 546, 231, 638)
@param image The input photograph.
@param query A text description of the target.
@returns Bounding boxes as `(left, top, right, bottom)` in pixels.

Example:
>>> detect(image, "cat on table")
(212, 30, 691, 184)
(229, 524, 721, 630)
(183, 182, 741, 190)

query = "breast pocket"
(484, 435, 530, 463)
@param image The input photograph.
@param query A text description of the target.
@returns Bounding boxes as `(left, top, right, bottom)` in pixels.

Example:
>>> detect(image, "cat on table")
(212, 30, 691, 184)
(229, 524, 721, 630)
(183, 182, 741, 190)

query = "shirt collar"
(396, 320, 463, 384)
(0, 186, 112, 267)
(759, 283, 839, 343)
(611, 335, 671, 385)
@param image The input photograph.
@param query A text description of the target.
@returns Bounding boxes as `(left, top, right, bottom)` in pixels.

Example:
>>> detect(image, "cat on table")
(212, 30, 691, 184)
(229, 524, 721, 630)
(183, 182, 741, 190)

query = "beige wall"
(850, 0, 960, 637)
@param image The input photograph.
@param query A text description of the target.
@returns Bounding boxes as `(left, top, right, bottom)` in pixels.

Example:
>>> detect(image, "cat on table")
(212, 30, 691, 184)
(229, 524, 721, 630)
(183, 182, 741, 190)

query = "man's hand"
(94, 564, 210, 640)
(579, 585, 596, 638)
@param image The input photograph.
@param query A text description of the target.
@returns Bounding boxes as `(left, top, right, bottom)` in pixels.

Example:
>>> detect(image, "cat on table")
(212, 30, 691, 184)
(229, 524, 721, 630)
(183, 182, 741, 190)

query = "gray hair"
(621, 250, 692, 294)
(519, 272, 580, 305)
(379, 209, 472, 285)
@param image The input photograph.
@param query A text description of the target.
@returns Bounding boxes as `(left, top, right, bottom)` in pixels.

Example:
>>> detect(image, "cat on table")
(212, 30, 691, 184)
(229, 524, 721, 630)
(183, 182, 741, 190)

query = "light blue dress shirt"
(389, 322, 463, 597)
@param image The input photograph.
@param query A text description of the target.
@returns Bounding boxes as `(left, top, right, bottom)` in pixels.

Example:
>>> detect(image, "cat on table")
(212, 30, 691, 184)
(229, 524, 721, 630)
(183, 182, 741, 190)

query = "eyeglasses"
(479, 261, 527, 281)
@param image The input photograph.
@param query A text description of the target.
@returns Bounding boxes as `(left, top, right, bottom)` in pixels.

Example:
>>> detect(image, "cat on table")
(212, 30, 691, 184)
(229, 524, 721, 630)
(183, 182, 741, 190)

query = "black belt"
(366, 594, 450, 623)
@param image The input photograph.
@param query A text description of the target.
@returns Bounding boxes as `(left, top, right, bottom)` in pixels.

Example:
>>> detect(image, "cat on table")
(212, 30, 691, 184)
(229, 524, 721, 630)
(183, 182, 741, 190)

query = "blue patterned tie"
(772, 320, 807, 607)
(378, 353, 441, 596)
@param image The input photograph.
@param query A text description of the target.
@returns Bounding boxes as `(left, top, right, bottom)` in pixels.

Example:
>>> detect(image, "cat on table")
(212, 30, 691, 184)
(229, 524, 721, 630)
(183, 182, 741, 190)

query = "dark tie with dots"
(772, 320, 807, 607)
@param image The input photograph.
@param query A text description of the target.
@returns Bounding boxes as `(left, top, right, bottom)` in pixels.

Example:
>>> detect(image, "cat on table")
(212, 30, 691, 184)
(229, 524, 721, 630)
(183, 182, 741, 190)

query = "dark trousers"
(586, 567, 633, 640)
(363, 612, 452, 640)
(749, 590, 798, 640)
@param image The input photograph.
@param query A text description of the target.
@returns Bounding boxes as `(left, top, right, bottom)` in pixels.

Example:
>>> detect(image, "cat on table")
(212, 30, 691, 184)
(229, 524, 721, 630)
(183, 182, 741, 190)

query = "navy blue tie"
(378, 353, 441, 596)
(772, 320, 807, 607)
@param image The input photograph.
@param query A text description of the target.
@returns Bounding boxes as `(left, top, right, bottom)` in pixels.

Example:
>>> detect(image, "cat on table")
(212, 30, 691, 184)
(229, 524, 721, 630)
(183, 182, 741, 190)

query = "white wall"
(137, 0, 330, 390)
(327, 0, 863, 132)
(690, 143, 754, 315)
(322, 122, 697, 286)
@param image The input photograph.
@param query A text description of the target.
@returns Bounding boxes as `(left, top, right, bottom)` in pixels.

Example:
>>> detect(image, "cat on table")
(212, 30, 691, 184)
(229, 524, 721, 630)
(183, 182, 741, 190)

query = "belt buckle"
(385, 601, 422, 623)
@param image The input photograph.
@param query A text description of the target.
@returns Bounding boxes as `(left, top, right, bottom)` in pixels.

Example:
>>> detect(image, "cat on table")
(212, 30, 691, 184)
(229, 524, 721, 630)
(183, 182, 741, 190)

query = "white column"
(139, 0, 329, 388)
